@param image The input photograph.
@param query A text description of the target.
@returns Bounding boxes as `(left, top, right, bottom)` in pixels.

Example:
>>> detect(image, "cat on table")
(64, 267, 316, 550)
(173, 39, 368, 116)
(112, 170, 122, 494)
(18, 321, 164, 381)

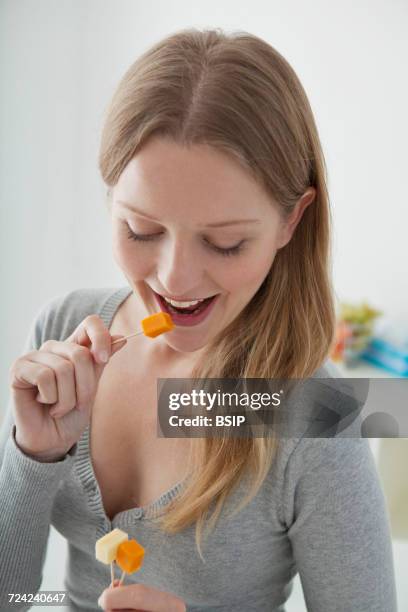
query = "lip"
(154, 293, 217, 301)
(152, 290, 220, 327)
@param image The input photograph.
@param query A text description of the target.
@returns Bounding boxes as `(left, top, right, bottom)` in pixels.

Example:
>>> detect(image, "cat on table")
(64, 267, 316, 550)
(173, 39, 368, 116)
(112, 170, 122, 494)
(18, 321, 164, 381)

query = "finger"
(68, 315, 117, 365)
(10, 358, 58, 404)
(38, 341, 96, 415)
(99, 583, 186, 612)
(26, 351, 76, 417)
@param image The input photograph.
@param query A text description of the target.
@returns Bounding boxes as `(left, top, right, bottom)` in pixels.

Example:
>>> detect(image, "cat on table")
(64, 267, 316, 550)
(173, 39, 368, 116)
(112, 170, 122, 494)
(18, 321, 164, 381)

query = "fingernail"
(99, 351, 109, 363)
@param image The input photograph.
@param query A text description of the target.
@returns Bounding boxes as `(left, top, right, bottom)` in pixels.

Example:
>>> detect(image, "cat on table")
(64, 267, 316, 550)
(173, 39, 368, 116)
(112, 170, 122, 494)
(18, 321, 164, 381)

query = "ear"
(277, 187, 316, 249)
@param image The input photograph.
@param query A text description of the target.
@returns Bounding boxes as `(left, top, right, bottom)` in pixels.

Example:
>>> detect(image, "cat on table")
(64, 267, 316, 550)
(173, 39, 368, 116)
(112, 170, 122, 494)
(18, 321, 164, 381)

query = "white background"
(1, 1, 407, 610)
(1, 0, 408, 397)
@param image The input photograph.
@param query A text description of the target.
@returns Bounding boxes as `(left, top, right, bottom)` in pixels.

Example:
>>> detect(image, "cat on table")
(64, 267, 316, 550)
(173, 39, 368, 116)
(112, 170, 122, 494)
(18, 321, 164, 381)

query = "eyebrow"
(116, 201, 261, 228)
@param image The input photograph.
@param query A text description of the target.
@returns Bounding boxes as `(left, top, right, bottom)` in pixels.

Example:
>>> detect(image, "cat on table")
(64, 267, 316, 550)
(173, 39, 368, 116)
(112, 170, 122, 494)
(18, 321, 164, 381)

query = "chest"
(89, 344, 193, 521)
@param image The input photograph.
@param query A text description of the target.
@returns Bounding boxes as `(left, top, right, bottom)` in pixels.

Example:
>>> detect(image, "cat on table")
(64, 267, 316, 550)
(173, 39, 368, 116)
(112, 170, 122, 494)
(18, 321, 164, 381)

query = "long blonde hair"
(99, 27, 336, 559)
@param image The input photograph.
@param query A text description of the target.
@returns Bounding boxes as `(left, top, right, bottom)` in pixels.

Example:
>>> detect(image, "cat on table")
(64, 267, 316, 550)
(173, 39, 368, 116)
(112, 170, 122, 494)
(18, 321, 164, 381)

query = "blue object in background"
(361, 322, 408, 376)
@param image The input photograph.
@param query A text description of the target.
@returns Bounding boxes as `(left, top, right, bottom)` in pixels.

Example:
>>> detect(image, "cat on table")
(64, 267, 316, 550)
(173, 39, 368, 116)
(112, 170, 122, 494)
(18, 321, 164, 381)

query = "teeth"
(162, 297, 205, 308)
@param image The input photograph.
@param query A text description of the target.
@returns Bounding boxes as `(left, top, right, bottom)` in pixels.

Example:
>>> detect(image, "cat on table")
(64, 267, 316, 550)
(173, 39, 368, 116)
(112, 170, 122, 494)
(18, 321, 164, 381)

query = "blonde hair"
(99, 27, 336, 559)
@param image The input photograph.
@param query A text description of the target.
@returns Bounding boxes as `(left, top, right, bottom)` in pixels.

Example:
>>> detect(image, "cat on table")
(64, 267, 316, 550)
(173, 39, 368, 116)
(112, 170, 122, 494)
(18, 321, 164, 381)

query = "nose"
(156, 235, 205, 297)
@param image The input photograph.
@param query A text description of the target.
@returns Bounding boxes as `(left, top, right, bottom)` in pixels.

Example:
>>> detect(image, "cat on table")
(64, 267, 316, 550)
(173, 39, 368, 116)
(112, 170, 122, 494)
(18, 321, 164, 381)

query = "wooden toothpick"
(111, 330, 144, 345)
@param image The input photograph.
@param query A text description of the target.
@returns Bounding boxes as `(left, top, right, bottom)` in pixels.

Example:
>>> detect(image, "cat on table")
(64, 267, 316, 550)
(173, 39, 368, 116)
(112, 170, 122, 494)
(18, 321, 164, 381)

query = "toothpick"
(110, 560, 115, 586)
(119, 569, 126, 586)
(111, 331, 144, 345)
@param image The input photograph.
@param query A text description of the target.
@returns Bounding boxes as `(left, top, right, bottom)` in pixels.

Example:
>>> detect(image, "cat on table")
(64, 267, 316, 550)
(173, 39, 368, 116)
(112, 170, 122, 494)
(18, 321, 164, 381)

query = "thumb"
(110, 335, 127, 356)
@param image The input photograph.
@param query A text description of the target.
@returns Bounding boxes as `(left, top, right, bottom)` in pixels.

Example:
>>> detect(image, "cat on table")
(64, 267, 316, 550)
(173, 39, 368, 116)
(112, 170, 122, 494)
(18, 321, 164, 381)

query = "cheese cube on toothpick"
(116, 539, 145, 585)
(95, 528, 128, 586)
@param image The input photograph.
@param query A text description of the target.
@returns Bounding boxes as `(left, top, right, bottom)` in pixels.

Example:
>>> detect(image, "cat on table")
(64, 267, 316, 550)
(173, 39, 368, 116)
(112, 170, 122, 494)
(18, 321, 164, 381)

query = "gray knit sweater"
(0, 286, 397, 611)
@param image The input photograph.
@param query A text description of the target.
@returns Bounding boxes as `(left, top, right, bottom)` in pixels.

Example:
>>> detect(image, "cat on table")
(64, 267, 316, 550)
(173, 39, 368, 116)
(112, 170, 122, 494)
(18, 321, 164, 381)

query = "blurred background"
(1, 0, 407, 610)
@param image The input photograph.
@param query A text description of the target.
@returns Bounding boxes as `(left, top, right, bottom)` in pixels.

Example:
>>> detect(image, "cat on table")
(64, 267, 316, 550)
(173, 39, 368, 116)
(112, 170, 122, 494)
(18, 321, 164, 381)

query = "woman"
(0, 28, 397, 611)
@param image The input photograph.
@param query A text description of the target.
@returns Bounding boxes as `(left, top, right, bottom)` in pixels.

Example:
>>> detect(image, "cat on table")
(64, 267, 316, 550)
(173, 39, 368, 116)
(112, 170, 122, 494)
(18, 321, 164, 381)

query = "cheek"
(112, 234, 152, 279)
(219, 248, 278, 293)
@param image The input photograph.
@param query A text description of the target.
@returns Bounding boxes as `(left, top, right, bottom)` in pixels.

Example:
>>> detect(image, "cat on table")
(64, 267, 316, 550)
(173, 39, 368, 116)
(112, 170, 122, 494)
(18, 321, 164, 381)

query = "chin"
(162, 336, 207, 356)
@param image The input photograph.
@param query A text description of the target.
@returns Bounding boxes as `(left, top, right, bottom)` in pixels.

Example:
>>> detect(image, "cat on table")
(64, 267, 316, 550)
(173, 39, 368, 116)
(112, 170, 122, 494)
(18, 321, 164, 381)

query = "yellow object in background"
(331, 300, 383, 364)
(340, 301, 382, 325)
(141, 312, 174, 337)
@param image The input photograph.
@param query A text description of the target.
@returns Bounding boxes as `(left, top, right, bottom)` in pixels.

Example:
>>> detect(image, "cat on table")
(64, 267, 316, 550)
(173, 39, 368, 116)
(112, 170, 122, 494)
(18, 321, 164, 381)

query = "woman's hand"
(98, 580, 187, 612)
(9, 314, 127, 462)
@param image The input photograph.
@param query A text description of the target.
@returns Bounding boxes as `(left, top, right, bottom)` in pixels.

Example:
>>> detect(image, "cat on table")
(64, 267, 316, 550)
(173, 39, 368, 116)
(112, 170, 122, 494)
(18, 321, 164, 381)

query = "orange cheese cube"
(116, 539, 145, 574)
(141, 312, 174, 338)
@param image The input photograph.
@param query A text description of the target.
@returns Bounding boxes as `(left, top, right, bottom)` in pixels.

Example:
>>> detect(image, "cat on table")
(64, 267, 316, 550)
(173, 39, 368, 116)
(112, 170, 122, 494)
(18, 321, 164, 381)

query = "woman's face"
(111, 136, 312, 356)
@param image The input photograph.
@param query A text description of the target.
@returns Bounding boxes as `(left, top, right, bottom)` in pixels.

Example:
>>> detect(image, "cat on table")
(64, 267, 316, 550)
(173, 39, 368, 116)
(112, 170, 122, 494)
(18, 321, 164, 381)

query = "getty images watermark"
(156, 377, 408, 438)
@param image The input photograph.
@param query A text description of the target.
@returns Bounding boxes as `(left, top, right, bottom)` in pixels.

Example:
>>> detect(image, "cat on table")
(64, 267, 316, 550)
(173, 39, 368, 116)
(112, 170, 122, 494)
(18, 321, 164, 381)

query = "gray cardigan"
(0, 286, 397, 611)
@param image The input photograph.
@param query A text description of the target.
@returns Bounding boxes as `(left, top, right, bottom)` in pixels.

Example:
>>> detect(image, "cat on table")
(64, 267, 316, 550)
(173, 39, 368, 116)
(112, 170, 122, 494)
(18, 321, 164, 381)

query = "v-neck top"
(0, 286, 397, 611)
(76, 416, 189, 529)
(74, 286, 190, 530)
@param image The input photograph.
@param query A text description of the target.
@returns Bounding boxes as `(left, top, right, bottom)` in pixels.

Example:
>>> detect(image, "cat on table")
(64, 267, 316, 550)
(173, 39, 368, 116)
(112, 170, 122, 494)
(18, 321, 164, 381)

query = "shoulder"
(275, 435, 377, 531)
(29, 285, 132, 349)
(271, 359, 373, 514)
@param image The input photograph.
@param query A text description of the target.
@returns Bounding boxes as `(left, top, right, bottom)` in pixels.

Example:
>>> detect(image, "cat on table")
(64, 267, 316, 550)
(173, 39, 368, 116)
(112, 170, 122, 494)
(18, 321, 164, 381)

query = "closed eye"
(126, 229, 159, 243)
(125, 225, 246, 257)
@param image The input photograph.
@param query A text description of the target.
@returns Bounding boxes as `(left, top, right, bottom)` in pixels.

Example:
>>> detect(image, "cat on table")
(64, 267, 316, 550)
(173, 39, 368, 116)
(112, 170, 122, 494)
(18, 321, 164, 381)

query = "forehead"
(114, 137, 277, 222)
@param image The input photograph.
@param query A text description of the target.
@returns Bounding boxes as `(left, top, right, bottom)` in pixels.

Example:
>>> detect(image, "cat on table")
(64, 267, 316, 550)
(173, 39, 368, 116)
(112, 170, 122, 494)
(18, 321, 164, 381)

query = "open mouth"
(152, 291, 220, 325)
